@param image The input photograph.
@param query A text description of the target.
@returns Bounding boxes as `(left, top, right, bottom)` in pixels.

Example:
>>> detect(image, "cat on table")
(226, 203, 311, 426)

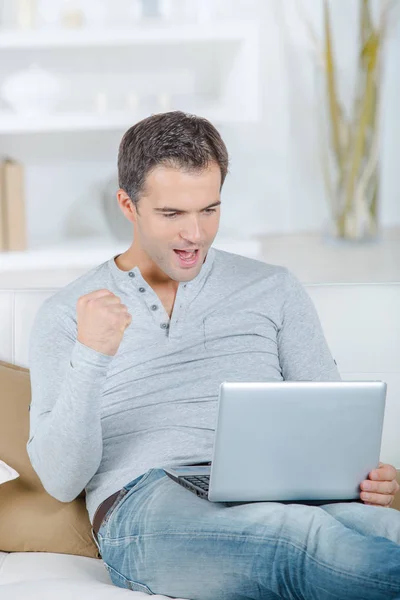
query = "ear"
(117, 189, 137, 224)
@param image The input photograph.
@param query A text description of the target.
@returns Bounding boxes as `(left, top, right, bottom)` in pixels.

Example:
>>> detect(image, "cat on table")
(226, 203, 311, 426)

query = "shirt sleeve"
(277, 270, 342, 382)
(27, 297, 113, 502)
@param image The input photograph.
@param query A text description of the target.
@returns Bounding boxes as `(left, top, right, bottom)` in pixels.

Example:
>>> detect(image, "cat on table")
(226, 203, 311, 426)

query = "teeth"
(176, 250, 196, 260)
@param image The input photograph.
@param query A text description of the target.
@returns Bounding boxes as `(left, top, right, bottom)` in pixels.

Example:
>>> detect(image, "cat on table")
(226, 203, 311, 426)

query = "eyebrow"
(154, 201, 221, 214)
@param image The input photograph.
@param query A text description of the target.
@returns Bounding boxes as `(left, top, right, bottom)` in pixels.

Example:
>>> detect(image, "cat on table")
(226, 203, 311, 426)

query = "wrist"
(77, 335, 117, 356)
(77, 335, 116, 357)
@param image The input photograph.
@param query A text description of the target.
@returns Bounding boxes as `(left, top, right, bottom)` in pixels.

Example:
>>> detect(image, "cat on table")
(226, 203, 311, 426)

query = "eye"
(204, 208, 217, 215)
(164, 213, 179, 219)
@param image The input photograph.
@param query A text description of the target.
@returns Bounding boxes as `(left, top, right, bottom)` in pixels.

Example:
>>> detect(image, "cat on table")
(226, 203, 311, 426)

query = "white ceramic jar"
(1, 64, 62, 114)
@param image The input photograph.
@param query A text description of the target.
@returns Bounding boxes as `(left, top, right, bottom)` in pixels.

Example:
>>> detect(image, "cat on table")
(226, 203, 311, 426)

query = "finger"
(361, 480, 399, 495)
(98, 296, 123, 306)
(360, 492, 393, 506)
(120, 314, 132, 331)
(369, 463, 397, 481)
(108, 305, 129, 314)
(108, 308, 132, 322)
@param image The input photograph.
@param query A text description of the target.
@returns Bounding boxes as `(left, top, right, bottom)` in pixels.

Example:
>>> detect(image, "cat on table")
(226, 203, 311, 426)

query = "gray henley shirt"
(27, 248, 341, 524)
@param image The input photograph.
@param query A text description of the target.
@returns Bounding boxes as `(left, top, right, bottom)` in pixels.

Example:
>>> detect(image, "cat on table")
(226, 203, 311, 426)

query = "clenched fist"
(77, 289, 132, 356)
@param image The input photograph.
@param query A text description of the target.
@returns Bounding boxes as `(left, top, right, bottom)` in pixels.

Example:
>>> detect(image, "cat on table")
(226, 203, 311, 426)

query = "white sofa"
(0, 283, 399, 599)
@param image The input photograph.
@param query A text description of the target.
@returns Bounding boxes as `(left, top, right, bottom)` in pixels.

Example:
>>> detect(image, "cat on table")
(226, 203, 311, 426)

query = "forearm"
(27, 341, 112, 502)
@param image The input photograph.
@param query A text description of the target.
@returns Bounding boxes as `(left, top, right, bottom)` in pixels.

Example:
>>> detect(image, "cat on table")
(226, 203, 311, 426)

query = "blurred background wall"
(0, 0, 398, 284)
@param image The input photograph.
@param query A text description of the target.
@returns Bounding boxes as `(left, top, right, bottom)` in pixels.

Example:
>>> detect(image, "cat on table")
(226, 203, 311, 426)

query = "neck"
(114, 243, 179, 291)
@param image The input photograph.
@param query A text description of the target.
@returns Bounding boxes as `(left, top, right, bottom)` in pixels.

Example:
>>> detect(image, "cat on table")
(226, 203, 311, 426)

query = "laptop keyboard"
(184, 475, 210, 492)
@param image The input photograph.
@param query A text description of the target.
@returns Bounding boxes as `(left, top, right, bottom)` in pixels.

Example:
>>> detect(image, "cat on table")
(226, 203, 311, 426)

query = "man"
(28, 111, 400, 600)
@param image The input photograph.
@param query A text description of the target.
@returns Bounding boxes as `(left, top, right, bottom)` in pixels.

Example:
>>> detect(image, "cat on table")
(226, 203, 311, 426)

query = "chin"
(169, 268, 201, 283)
(153, 247, 208, 282)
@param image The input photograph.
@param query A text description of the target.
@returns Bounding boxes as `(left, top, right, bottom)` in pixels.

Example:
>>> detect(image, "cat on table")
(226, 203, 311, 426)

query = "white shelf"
(0, 23, 253, 49)
(0, 103, 254, 134)
(259, 227, 400, 284)
(0, 21, 260, 133)
(0, 236, 262, 272)
(0, 111, 139, 134)
(0, 106, 249, 135)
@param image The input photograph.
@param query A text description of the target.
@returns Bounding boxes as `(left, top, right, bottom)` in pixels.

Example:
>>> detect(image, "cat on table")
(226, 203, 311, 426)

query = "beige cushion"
(393, 472, 400, 511)
(0, 361, 99, 557)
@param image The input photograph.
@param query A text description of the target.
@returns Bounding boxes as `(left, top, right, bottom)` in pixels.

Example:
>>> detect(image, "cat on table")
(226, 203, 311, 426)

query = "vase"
(318, 65, 381, 244)
(318, 0, 382, 244)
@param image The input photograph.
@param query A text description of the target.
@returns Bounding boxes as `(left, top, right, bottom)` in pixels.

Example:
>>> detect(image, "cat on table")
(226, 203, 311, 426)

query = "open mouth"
(173, 249, 200, 267)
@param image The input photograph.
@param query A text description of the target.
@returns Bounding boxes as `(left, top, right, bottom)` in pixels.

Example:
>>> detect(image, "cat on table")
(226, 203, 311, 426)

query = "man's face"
(132, 162, 221, 282)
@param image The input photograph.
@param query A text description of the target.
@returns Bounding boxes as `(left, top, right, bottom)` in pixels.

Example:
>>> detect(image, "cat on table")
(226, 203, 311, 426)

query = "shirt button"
(151, 305, 158, 311)
(128, 272, 135, 278)
(160, 323, 169, 330)
(138, 287, 146, 293)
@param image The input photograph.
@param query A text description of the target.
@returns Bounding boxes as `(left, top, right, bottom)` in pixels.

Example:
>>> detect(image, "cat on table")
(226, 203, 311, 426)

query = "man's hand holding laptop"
(361, 462, 399, 507)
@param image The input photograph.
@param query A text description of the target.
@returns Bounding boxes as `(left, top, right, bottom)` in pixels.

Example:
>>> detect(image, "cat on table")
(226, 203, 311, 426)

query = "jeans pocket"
(105, 562, 154, 595)
(98, 469, 156, 539)
(114, 468, 156, 514)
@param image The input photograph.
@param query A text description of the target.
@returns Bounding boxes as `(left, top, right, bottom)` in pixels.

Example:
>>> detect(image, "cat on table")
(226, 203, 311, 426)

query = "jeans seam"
(101, 531, 400, 592)
(104, 561, 153, 594)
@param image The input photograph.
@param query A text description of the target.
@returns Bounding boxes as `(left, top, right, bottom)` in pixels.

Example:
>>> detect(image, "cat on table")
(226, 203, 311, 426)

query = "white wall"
(0, 0, 398, 247)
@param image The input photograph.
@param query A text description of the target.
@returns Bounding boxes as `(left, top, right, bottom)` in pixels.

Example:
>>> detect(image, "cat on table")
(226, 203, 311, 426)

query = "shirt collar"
(107, 246, 215, 293)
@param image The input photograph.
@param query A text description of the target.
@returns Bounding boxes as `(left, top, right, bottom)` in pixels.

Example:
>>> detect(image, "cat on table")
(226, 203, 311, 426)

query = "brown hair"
(118, 111, 229, 205)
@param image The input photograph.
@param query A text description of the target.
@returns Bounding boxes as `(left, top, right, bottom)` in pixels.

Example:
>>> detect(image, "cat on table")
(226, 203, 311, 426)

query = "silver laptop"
(163, 381, 387, 503)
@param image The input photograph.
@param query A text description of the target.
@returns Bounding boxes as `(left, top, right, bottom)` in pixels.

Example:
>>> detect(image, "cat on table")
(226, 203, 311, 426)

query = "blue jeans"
(95, 468, 400, 599)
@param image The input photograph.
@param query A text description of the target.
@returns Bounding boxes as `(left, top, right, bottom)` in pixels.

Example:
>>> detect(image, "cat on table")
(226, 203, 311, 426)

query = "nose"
(180, 215, 202, 244)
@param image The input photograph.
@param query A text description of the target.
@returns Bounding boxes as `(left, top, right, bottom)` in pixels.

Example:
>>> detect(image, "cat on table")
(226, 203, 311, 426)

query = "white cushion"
(308, 284, 400, 468)
(0, 579, 164, 599)
(0, 551, 7, 571)
(0, 553, 185, 599)
(0, 552, 111, 585)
